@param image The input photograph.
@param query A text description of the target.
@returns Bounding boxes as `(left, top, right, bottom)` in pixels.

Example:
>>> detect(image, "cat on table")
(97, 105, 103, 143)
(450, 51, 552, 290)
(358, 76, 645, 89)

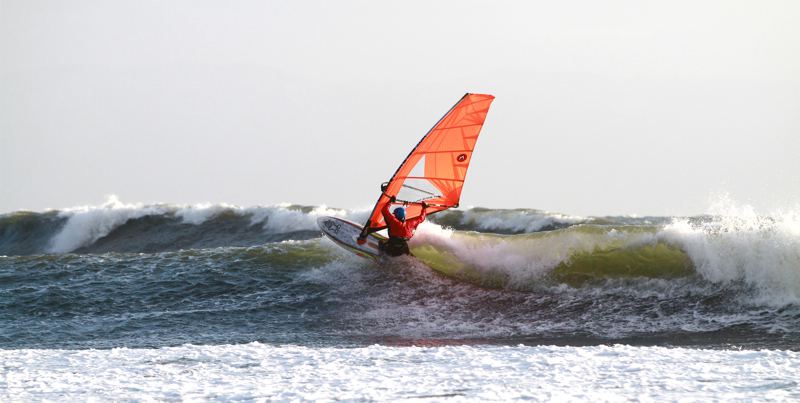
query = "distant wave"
(0, 196, 355, 255)
(0, 196, 587, 255)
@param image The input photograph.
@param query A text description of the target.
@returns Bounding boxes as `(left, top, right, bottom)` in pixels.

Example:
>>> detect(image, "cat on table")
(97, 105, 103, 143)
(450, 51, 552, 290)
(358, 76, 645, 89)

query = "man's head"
(393, 207, 406, 222)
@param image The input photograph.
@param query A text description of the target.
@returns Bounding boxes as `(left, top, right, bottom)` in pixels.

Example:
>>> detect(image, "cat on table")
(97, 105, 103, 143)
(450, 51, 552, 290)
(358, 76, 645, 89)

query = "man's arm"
(406, 202, 428, 229)
(382, 196, 400, 226)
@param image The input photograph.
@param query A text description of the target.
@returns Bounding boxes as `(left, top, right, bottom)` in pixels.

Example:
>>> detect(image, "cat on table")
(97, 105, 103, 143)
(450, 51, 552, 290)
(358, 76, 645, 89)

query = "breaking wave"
(409, 201, 799, 307)
(0, 196, 358, 255)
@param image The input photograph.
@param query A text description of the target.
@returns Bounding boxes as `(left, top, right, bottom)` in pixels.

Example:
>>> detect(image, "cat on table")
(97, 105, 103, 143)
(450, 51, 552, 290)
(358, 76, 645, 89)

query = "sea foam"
(454, 207, 586, 232)
(662, 196, 800, 305)
(2, 343, 797, 401)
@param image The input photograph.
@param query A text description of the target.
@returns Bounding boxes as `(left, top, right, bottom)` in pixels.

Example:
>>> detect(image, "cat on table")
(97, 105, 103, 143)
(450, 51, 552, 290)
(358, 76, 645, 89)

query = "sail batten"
(359, 93, 495, 236)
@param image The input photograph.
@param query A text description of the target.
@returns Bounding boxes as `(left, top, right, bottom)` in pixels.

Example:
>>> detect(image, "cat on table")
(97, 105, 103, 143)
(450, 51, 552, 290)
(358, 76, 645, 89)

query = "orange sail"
(360, 93, 495, 237)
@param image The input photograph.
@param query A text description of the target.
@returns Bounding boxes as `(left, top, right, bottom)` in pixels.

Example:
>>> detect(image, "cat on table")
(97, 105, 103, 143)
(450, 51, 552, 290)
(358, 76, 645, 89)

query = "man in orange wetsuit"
(380, 195, 427, 257)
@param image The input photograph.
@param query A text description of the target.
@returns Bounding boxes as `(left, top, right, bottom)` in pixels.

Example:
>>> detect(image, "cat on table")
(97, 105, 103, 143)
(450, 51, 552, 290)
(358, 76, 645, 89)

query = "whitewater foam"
(453, 207, 586, 233)
(2, 343, 797, 401)
(175, 202, 238, 225)
(660, 197, 800, 306)
(247, 204, 358, 233)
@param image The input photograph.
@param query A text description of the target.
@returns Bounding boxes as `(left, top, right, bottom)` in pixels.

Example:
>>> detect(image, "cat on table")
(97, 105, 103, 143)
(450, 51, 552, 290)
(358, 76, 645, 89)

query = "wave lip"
(434, 207, 587, 233)
(48, 196, 170, 253)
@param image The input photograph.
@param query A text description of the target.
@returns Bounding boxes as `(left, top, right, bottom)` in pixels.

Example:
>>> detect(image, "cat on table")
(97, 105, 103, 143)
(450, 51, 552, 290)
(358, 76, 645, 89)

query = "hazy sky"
(2, 0, 799, 216)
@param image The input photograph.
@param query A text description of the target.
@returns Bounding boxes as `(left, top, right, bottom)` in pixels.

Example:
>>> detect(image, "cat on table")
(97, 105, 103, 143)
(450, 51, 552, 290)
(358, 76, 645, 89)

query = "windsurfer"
(379, 196, 427, 257)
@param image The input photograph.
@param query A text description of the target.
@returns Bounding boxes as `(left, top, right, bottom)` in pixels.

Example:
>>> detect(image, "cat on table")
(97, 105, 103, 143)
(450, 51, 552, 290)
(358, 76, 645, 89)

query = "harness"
(382, 235, 411, 257)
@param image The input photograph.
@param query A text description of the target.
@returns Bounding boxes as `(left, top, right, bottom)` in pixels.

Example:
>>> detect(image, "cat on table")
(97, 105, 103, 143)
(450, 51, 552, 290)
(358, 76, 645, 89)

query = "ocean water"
(1, 196, 799, 400)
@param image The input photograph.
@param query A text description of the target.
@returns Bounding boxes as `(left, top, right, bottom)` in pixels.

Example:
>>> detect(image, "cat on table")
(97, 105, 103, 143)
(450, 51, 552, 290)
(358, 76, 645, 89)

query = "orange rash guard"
(381, 203, 427, 239)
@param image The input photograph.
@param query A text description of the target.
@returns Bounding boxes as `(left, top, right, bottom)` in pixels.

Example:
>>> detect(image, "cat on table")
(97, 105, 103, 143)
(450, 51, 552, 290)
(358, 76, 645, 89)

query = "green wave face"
(410, 225, 694, 289)
(550, 242, 693, 285)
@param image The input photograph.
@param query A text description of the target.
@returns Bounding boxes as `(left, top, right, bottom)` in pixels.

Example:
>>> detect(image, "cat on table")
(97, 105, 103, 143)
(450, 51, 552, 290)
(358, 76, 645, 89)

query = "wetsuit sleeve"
(382, 202, 400, 227)
(406, 205, 427, 230)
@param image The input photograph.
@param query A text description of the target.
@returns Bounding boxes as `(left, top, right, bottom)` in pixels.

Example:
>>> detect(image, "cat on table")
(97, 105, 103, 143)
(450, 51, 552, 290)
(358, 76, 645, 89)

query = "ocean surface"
(2, 197, 799, 400)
